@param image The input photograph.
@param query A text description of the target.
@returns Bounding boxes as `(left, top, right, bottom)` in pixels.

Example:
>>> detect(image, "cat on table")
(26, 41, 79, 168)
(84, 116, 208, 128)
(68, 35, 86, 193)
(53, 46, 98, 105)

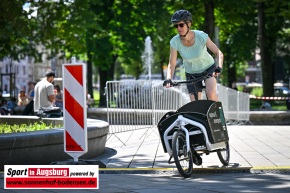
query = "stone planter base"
(0, 116, 109, 171)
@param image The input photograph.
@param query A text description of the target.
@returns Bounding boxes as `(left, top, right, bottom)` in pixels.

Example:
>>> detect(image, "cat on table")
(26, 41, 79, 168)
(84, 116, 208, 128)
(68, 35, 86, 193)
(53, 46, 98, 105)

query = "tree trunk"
(98, 55, 117, 107)
(204, 0, 215, 40)
(228, 65, 237, 89)
(224, 43, 236, 88)
(257, 2, 274, 97)
(98, 68, 107, 107)
(160, 59, 165, 80)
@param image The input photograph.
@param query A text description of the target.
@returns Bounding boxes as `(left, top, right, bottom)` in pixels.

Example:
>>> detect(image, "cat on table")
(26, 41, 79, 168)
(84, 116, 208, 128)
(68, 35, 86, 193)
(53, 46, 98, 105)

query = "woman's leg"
(189, 94, 195, 101)
(189, 92, 203, 101)
(205, 77, 218, 101)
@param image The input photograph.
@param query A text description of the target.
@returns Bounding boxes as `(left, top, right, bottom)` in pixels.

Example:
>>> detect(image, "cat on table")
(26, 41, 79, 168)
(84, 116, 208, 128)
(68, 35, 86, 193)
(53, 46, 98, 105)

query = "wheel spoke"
(172, 130, 193, 178)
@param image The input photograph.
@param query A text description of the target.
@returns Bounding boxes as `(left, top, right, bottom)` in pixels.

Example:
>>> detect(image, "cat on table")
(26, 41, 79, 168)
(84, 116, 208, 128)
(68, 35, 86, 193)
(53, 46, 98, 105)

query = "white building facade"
(0, 53, 69, 98)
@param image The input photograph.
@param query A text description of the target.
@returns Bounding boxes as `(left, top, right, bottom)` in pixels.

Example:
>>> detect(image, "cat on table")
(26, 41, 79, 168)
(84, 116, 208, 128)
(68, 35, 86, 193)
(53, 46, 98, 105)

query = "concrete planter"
(0, 116, 109, 171)
(249, 111, 290, 125)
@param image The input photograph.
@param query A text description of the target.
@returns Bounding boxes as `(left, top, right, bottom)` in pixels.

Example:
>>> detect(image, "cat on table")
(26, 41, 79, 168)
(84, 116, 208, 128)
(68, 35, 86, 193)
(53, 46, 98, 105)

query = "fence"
(106, 80, 249, 134)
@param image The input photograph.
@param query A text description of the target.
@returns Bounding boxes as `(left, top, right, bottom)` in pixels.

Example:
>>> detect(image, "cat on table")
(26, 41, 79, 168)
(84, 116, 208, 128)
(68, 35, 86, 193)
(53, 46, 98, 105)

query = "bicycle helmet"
(171, 10, 192, 37)
(171, 10, 192, 24)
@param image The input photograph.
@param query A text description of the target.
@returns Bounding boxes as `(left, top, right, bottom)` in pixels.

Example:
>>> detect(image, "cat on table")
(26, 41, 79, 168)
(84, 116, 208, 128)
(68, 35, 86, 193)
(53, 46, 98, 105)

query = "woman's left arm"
(206, 38, 223, 68)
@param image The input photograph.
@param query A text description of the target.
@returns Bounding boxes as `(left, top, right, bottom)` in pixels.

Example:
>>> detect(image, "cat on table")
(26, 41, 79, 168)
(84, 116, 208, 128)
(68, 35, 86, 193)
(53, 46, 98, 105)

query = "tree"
(87, 0, 168, 106)
(214, 0, 257, 86)
(0, 0, 40, 61)
(257, 1, 273, 96)
(204, 0, 215, 40)
(2, 0, 290, 104)
(257, 0, 290, 97)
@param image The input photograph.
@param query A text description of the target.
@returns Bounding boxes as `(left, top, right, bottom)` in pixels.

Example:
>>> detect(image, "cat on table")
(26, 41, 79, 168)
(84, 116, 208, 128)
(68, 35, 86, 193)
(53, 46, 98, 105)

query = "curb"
(99, 166, 290, 174)
(2, 166, 290, 178)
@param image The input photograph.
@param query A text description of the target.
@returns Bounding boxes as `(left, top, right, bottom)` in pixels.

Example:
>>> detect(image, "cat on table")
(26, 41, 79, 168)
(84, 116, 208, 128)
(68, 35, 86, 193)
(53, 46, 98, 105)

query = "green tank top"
(170, 30, 215, 74)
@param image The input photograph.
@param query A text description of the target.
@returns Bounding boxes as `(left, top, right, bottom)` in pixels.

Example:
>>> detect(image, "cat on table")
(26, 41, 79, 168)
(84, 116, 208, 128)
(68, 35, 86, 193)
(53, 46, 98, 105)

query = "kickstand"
(168, 155, 174, 164)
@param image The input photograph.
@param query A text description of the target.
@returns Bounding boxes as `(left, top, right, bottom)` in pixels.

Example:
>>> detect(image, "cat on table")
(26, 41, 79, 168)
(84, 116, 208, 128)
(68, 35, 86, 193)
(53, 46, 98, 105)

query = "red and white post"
(62, 62, 87, 161)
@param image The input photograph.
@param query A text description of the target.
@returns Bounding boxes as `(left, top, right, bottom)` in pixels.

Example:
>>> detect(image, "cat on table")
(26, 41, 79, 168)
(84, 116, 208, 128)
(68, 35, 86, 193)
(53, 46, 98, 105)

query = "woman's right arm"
(167, 46, 177, 79)
(164, 46, 178, 88)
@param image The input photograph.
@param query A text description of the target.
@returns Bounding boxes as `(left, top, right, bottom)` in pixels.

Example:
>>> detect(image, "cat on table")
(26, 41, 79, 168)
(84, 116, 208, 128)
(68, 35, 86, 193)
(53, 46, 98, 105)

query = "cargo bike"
(157, 75, 230, 178)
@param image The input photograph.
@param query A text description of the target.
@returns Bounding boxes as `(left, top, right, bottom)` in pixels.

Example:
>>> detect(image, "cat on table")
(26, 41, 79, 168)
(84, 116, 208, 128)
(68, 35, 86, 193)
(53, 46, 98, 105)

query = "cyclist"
(164, 10, 223, 101)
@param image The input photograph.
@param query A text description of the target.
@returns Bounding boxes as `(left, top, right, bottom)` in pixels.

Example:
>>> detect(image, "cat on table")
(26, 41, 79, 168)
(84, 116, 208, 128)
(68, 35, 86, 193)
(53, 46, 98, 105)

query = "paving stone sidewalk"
(100, 125, 290, 170)
(1, 125, 290, 192)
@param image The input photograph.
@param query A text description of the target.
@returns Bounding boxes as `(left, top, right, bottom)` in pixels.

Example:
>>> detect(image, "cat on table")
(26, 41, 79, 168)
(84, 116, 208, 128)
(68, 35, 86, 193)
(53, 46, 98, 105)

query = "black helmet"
(171, 10, 192, 23)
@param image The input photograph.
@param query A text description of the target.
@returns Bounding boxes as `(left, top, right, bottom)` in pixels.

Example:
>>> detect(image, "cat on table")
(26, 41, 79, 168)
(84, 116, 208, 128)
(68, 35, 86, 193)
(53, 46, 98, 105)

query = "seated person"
(18, 90, 29, 106)
(0, 99, 10, 115)
(7, 97, 18, 114)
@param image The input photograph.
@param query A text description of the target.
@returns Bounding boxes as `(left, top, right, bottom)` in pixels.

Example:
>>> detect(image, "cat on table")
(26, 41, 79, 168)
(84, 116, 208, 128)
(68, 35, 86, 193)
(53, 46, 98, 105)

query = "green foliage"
(250, 87, 263, 97)
(250, 99, 262, 110)
(215, 0, 257, 86)
(1, 0, 290, 98)
(0, 122, 62, 134)
(0, 0, 37, 60)
(256, 0, 290, 96)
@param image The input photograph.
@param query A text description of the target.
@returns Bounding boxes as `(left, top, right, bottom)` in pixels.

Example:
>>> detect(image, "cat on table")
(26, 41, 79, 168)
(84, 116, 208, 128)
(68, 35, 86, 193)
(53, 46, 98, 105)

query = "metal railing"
(106, 80, 250, 134)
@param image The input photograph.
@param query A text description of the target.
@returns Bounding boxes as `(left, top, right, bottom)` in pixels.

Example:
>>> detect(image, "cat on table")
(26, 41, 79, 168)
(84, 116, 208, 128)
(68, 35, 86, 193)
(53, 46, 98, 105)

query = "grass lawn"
(250, 99, 288, 111)
(93, 89, 100, 101)
(90, 89, 100, 107)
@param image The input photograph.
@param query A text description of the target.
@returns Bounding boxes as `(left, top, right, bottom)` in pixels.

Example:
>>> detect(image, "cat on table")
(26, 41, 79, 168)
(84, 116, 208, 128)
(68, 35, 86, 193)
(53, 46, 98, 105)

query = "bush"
(250, 87, 263, 97)
(0, 122, 61, 133)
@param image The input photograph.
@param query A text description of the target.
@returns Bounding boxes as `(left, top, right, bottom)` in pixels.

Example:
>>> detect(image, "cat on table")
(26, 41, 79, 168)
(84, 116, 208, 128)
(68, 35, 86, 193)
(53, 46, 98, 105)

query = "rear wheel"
(217, 141, 230, 166)
(172, 130, 193, 178)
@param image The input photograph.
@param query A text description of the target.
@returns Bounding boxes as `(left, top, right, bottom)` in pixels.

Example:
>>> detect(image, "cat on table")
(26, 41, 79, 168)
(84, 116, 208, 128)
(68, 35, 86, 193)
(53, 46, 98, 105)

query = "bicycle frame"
(163, 115, 227, 157)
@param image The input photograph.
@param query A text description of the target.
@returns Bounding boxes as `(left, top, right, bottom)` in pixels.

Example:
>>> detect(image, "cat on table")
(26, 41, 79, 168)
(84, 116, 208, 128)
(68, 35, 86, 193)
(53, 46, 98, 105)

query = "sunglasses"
(174, 23, 186, 28)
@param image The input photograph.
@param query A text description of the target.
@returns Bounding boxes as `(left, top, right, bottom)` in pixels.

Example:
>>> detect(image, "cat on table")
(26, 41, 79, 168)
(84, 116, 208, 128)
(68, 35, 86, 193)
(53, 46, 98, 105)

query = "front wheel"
(172, 130, 193, 178)
(217, 140, 230, 166)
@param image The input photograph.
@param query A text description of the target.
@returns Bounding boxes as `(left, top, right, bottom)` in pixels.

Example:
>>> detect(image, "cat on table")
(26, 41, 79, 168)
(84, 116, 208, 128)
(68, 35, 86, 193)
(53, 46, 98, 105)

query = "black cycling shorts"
(185, 64, 216, 94)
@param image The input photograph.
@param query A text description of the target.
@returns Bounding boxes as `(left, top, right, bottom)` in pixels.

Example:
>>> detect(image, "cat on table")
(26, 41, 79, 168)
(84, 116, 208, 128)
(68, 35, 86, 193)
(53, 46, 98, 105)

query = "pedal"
(192, 149, 203, 166)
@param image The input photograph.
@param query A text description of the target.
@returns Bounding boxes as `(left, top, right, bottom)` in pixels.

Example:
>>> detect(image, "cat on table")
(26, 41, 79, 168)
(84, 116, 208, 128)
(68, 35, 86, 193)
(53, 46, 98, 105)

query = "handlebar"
(171, 74, 212, 87)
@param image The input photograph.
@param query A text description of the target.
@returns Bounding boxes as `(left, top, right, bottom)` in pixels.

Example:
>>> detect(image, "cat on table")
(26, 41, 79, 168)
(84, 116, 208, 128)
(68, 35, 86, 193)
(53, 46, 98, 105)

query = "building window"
(23, 66, 26, 75)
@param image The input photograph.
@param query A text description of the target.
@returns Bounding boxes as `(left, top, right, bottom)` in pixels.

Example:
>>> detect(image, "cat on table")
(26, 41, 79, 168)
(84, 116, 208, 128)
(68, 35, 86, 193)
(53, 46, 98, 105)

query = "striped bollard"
(62, 63, 87, 161)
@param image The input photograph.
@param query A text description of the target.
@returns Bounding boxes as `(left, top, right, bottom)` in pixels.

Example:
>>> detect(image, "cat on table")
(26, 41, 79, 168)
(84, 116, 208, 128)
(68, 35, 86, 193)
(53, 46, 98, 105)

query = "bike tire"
(217, 140, 230, 166)
(172, 130, 193, 178)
